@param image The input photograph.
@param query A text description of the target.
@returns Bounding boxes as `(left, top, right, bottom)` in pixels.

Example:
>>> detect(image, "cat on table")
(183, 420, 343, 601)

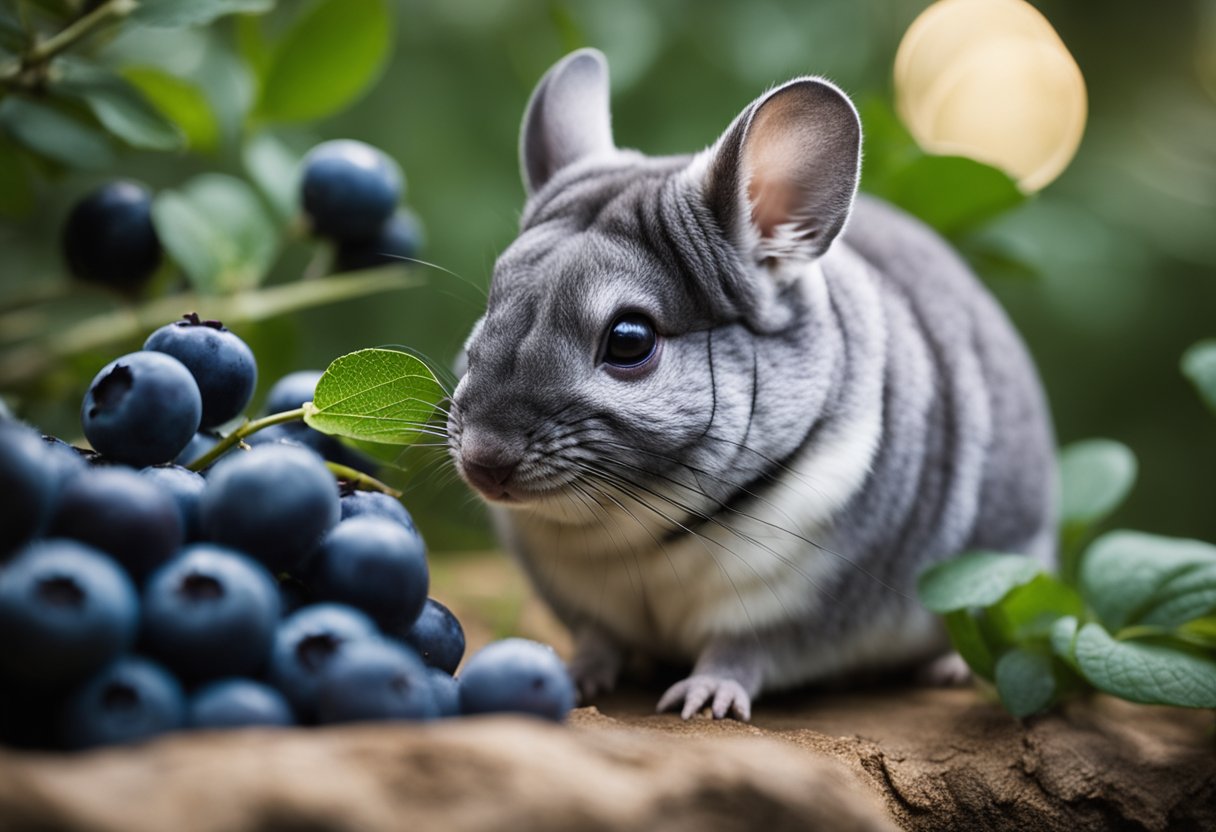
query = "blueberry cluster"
(0, 319, 573, 751)
(300, 140, 424, 271)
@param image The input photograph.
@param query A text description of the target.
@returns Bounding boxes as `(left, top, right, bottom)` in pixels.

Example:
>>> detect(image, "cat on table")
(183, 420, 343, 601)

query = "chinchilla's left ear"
(701, 78, 861, 279)
(520, 48, 615, 196)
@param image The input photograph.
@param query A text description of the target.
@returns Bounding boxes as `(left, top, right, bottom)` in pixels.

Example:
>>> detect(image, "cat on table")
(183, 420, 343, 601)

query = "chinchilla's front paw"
(568, 629, 623, 704)
(657, 675, 752, 722)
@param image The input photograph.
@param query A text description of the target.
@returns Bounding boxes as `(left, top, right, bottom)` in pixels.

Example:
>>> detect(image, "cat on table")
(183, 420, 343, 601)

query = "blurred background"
(1, 0, 1214, 552)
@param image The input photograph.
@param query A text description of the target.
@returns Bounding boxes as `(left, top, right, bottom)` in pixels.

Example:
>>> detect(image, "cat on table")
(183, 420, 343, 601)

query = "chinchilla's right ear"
(520, 48, 615, 196)
(700, 78, 861, 283)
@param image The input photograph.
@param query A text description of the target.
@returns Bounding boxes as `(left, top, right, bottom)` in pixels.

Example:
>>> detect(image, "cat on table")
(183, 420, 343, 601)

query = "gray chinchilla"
(448, 49, 1056, 721)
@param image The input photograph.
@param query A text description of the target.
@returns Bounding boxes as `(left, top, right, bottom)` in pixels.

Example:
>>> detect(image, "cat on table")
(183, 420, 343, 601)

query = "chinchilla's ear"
(520, 48, 615, 196)
(702, 78, 861, 279)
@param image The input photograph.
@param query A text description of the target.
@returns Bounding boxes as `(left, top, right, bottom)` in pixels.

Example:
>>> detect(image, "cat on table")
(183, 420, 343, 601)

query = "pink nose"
(462, 458, 517, 493)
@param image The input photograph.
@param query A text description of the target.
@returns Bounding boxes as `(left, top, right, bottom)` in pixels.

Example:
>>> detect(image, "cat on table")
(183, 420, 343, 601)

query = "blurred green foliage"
(2, 0, 1215, 553)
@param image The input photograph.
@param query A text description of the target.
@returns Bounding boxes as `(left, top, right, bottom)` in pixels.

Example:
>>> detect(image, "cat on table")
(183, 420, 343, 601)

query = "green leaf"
(1058, 439, 1137, 534)
(989, 573, 1085, 644)
(944, 609, 996, 681)
(871, 154, 1025, 237)
(242, 131, 300, 222)
(1079, 531, 1216, 630)
(917, 552, 1042, 614)
(1050, 616, 1080, 671)
(133, 0, 273, 27)
(0, 96, 115, 169)
(1138, 563, 1216, 629)
(304, 349, 445, 446)
(122, 67, 219, 152)
(994, 648, 1057, 718)
(1181, 340, 1216, 415)
(151, 174, 277, 293)
(255, 0, 392, 123)
(55, 59, 182, 151)
(0, 138, 34, 219)
(1074, 622, 1216, 708)
(1179, 617, 1216, 649)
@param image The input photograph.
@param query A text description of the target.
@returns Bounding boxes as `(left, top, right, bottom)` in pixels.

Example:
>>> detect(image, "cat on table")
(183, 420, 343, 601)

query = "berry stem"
(29, 0, 136, 63)
(323, 462, 403, 498)
(185, 407, 306, 472)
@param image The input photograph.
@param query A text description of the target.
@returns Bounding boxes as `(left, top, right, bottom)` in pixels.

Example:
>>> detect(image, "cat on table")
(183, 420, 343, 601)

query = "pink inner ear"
(743, 92, 827, 241)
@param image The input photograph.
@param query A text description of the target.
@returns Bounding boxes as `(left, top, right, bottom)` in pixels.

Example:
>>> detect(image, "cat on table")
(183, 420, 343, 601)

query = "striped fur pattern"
(447, 50, 1055, 720)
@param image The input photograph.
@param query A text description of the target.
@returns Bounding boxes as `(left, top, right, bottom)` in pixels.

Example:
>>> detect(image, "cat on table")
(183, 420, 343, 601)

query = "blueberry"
(81, 351, 202, 467)
(428, 668, 460, 718)
(0, 423, 56, 555)
(0, 540, 138, 688)
(269, 603, 378, 719)
(144, 314, 258, 429)
(311, 517, 428, 630)
(393, 598, 464, 674)
(59, 657, 185, 749)
(277, 573, 312, 616)
(187, 679, 295, 729)
(334, 209, 424, 273)
(62, 181, 161, 293)
(48, 467, 183, 581)
(175, 431, 219, 467)
(41, 435, 88, 495)
(315, 639, 437, 724)
(140, 465, 206, 540)
(263, 370, 322, 415)
(200, 444, 340, 573)
(339, 490, 417, 534)
(458, 639, 575, 722)
(300, 140, 402, 240)
(142, 545, 280, 681)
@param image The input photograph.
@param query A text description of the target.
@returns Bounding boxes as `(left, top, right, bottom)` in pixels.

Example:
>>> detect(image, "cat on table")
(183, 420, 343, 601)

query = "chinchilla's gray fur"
(447, 49, 1056, 720)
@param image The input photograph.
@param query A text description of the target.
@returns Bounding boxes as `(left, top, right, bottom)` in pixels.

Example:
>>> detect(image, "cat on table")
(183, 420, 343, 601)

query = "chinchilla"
(447, 49, 1056, 721)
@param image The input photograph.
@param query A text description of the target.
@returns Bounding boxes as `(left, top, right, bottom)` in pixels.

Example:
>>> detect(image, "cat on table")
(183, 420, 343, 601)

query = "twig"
(186, 407, 306, 471)
(325, 462, 402, 498)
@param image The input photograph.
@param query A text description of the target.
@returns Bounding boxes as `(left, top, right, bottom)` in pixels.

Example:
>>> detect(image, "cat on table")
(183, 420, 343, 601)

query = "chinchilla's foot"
(657, 675, 752, 722)
(917, 651, 972, 687)
(569, 630, 623, 704)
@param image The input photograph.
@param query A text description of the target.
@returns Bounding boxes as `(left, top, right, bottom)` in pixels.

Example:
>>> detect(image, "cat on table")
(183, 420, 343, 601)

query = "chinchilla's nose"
(459, 433, 521, 494)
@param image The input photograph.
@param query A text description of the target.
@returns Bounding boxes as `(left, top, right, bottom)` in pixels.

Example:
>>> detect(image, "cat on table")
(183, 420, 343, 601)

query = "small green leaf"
(255, 0, 392, 123)
(55, 59, 182, 151)
(1049, 616, 1080, 671)
(1182, 340, 1216, 415)
(918, 552, 1042, 614)
(1179, 617, 1216, 649)
(871, 154, 1025, 237)
(944, 609, 996, 681)
(989, 573, 1085, 644)
(242, 131, 300, 222)
(1074, 622, 1216, 708)
(133, 0, 273, 27)
(1138, 563, 1216, 629)
(152, 174, 277, 293)
(994, 648, 1057, 718)
(122, 67, 219, 152)
(0, 137, 34, 219)
(304, 349, 445, 446)
(0, 96, 115, 169)
(1059, 439, 1137, 534)
(1079, 531, 1216, 630)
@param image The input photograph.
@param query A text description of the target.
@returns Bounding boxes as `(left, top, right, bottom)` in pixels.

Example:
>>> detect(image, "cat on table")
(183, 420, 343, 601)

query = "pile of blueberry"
(61, 139, 422, 295)
(0, 317, 573, 751)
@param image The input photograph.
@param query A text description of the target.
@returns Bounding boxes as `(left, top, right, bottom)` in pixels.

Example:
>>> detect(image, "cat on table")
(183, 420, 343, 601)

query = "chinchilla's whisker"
(568, 479, 647, 610)
(574, 474, 685, 592)
(379, 254, 488, 301)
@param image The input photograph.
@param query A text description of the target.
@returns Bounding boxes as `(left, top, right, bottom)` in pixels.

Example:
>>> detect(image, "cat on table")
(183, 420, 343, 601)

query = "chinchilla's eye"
(603, 314, 657, 368)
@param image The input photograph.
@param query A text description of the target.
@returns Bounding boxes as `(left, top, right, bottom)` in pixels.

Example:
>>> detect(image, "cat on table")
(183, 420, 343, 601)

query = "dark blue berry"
(458, 639, 575, 722)
(393, 598, 464, 674)
(263, 370, 322, 415)
(200, 444, 340, 573)
(187, 679, 295, 729)
(315, 639, 437, 724)
(0, 423, 56, 555)
(311, 517, 428, 630)
(81, 351, 202, 467)
(141, 545, 280, 681)
(0, 539, 138, 688)
(334, 209, 424, 272)
(59, 656, 185, 749)
(300, 140, 402, 240)
(175, 431, 219, 467)
(428, 668, 460, 718)
(277, 573, 312, 617)
(62, 181, 161, 293)
(339, 490, 416, 534)
(41, 435, 88, 496)
(269, 603, 378, 719)
(144, 314, 258, 429)
(139, 465, 206, 541)
(48, 467, 183, 581)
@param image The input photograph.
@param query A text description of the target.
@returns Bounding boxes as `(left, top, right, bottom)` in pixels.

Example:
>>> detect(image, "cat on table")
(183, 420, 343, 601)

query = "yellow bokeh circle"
(895, 0, 1087, 192)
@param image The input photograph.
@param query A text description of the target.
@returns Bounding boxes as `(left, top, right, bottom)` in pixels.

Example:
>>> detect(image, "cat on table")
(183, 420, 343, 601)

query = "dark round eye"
(603, 314, 657, 368)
